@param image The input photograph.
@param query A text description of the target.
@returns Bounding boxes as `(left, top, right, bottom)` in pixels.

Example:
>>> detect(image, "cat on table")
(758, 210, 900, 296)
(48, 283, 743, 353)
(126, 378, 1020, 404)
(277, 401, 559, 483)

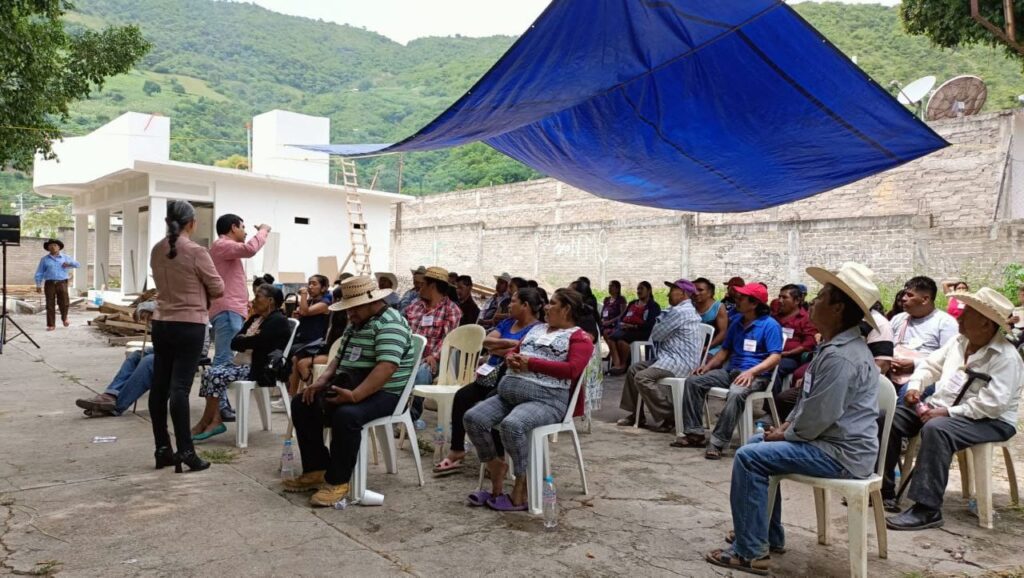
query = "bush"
(142, 79, 161, 96)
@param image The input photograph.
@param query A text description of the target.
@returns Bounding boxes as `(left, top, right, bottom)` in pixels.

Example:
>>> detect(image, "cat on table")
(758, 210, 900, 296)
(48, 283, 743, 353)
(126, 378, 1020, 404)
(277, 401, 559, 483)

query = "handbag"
(474, 360, 507, 389)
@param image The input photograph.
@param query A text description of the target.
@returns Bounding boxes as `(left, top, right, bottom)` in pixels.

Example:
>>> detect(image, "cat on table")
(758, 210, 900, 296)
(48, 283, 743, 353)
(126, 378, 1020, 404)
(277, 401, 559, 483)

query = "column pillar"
(120, 203, 141, 293)
(93, 209, 110, 289)
(72, 213, 89, 293)
(144, 197, 167, 285)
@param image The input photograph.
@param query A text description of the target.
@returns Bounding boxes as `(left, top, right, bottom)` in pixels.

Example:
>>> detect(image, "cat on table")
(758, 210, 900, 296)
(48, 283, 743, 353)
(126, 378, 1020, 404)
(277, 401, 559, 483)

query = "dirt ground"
(1, 307, 1023, 577)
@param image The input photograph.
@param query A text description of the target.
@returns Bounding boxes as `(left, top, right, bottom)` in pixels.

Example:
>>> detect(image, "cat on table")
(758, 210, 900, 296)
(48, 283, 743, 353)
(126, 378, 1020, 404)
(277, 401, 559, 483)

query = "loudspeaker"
(0, 215, 19, 246)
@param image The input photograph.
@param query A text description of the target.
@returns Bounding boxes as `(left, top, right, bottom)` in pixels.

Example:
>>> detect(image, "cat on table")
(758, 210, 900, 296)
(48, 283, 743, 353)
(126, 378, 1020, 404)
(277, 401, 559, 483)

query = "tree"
(143, 79, 162, 96)
(0, 1, 150, 171)
(901, 0, 1024, 63)
(213, 154, 249, 170)
(21, 206, 72, 239)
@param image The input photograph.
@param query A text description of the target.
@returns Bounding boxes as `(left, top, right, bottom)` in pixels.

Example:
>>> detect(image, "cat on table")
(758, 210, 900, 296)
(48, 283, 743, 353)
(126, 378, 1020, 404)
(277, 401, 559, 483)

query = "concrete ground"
(2, 308, 1024, 577)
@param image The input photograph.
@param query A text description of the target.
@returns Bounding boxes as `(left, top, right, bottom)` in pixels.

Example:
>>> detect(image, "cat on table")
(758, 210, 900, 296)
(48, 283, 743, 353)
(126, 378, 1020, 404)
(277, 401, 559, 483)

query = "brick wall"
(391, 111, 1023, 291)
(5, 229, 122, 288)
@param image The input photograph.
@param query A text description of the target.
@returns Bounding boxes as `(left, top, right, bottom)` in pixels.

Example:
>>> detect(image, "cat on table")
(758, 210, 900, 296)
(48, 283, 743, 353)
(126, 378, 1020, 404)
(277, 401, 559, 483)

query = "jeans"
(730, 435, 849, 560)
(150, 321, 206, 453)
(682, 369, 768, 449)
(409, 362, 435, 421)
(291, 390, 399, 485)
(210, 311, 245, 367)
(105, 350, 155, 415)
(772, 357, 801, 394)
(881, 406, 1016, 509)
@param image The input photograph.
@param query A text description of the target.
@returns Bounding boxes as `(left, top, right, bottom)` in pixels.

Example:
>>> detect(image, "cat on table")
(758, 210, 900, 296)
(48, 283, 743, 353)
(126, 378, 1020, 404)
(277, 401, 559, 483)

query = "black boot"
(174, 449, 210, 473)
(154, 446, 175, 469)
(886, 504, 943, 531)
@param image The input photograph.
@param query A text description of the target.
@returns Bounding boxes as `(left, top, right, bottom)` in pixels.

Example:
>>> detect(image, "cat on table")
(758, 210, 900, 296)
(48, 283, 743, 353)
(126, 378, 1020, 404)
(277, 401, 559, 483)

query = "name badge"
(957, 301, 966, 309)
(602, 309, 610, 319)
(743, 338, 757, 353)
(537, 332, 557, 347)
(347, 346, 362, 361)
(782, 327, 795, 341)
(946, 369, 968, 391)
(803, 372, 814, 394)
(476, 363, 496, 376)
(420, 315, 435, 327)
(907, 337, 924, 350)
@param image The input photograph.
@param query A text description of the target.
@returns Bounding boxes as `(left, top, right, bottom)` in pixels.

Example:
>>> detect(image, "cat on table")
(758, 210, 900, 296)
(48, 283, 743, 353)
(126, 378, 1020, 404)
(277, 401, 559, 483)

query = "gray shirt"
(784, 326, 879, 479)
(649, 300, 703, 377)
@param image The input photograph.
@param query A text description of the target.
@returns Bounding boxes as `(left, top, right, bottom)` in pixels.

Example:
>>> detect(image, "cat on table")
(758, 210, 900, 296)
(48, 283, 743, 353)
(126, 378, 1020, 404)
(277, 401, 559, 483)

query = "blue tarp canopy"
(303, 0, 947, 212)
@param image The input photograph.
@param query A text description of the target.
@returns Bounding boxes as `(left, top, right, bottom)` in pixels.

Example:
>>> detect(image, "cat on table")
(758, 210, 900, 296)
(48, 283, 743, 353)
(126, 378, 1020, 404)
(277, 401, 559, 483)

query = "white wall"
(213, 179, 393, 279)
(251, 110, 330, 184)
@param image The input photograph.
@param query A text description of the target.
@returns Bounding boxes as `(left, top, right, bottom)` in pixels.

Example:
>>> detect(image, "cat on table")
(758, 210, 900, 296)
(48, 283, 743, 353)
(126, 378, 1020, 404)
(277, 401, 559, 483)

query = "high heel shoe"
(154, 446, 175, 469)
(173, 449, 210, 473)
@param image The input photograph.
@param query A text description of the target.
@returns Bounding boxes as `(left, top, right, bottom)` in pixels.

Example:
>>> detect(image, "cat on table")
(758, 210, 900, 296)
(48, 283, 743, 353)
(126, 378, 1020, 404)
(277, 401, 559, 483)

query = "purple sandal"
(467, 490, 492, 507)
(486, 493, 528, 512)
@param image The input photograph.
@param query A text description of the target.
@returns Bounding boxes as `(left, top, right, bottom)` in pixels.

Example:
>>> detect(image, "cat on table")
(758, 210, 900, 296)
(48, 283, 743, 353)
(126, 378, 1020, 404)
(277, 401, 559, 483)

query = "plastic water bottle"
(280, 439, 296, 480)
(415, 419, 427, 431)
(755, 422, 765, 436)
(333, 498, 349, 510)
(433, 426, 445, 462)
(968, 498, 978, 516)
(894, 468, 901, 491)
(543, 475, 558, 530)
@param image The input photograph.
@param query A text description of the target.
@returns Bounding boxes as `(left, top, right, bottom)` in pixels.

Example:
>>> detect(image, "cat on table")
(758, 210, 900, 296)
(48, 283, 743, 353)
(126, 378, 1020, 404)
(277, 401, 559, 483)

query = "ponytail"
(165, 200, 196, 259)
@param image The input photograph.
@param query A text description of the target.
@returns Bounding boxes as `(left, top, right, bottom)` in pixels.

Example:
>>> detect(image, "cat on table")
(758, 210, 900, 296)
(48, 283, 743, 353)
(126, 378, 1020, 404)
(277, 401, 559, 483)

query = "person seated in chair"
(284, 275, 417, 507)
(398, 266, 426, 313)
(607, 281, 661, 375)
(455, 275, 480, 326)
(285, 274, 333, 395)
(478, 272, 511, 328)
(375, 272, 401, 307)
(432, 287, 545, 477)
(883, 287, 1024, 530)
(617, 279, 703, 432)
(888, 276, 959, 399)
(191, 284, 291, 441)
(405, 267, 462, 421)
(704, 262, 882, 575)
(464, 288, 594, 511)
(673, 283, 783, 459)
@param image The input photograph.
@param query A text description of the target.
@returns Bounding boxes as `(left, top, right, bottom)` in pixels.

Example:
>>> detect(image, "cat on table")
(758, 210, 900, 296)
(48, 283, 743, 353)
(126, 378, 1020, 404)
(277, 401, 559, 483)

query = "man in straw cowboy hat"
(34, 238, 80, 331)
(883, 287, 1024, 531)
(404, 266, 462, 420)
(706, 262, 882, 575)
(478, 272, 512, 328)
(284, 275, 418, 507)
(374, 271, 401, 307)
(398, 266, 426, 313)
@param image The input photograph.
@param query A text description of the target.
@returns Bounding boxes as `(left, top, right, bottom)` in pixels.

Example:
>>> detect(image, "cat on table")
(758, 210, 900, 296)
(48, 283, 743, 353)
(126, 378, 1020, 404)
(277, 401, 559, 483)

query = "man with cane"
(883, 287, 1024, 531)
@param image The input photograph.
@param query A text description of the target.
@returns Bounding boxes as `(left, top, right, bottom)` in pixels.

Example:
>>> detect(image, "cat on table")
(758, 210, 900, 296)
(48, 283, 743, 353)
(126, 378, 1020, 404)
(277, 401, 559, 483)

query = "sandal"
(467, 490, 492, 507)
(726, 531, 786, 554)
(486, 493, 528, 512)
(704, 446, 723, 460)
(704, 548, 770, 576)
(433, 458, 464, 476)
(669, 434, 706, 448)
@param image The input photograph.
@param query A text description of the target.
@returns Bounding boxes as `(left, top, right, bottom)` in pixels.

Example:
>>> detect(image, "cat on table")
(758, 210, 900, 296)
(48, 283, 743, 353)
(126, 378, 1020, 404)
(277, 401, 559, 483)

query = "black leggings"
(450, 381, 504, 455)
(150, 321, 206, 453)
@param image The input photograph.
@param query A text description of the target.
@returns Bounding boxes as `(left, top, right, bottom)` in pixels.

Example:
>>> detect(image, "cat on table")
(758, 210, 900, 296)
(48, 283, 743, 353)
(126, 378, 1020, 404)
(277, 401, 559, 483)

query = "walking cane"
(895, 369, 992, 501)
(132, 313, 150, 415)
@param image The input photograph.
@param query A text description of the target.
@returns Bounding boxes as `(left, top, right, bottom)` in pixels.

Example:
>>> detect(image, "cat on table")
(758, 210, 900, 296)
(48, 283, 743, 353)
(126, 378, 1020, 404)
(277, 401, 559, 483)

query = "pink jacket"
(208, 229, 269, 319)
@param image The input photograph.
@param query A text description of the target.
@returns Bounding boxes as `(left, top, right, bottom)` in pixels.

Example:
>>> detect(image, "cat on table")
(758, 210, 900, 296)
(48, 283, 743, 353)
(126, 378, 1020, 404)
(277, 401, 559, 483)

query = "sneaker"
(310, 483, 350, 507)
(282, 470, 326, 493)
(271, 399, 287, 414)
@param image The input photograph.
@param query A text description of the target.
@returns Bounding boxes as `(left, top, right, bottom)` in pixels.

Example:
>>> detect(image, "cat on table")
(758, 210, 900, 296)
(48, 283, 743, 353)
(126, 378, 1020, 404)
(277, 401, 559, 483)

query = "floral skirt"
(199, 364, 251, 398)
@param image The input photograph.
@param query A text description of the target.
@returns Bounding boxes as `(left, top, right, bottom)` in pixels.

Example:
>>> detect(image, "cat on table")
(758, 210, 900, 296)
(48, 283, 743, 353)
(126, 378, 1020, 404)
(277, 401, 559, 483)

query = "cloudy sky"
(239, 0, 901, 44)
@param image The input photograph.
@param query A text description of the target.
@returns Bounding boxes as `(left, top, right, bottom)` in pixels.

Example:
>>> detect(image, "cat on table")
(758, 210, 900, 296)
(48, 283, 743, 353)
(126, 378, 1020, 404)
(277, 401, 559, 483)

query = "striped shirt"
(649, 300, 703, 377)
(335, 306, 415, 395)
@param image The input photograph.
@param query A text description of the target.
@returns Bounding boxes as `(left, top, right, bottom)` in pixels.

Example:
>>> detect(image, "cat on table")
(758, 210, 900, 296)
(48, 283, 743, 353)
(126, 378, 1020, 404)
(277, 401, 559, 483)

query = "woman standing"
(149, 200, 224, 472)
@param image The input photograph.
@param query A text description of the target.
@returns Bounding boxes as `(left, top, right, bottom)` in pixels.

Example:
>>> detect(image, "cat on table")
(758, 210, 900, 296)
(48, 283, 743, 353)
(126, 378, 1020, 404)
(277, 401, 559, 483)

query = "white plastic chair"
(768, 375, 897, 578)
(410, 324, 486, 451)
(350, 335, 427, 503)
(628, 340, 655, 429)
(229, 318, 300, 448)
(312, 337, 342, 383)
(525, 373, 589, 515)
(634, 324, 715, 432)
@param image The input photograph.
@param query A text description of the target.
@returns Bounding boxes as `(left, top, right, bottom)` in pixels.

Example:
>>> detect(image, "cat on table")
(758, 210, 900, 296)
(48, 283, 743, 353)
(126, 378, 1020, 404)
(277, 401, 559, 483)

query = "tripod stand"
(1, 240, 40, 354)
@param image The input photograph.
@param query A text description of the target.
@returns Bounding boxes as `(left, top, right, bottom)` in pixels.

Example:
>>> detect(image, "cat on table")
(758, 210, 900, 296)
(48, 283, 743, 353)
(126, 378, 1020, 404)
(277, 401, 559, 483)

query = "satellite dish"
(926, 75, 987, 121)
(897, 75, 936, 105)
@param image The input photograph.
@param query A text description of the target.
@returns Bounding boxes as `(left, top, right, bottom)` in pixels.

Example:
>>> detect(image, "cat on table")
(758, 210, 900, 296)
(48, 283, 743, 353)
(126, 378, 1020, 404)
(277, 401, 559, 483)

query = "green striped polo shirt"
(334, 306, 415, 395)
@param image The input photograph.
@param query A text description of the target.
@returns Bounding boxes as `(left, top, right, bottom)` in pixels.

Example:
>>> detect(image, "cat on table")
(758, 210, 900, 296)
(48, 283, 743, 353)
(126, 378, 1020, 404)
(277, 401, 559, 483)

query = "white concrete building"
(33, 110, 410, 294)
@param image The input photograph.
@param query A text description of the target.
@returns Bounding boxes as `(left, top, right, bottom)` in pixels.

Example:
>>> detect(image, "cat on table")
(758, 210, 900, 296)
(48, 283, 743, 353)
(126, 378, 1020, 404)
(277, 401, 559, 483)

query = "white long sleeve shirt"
(908, 332, 1024, 426)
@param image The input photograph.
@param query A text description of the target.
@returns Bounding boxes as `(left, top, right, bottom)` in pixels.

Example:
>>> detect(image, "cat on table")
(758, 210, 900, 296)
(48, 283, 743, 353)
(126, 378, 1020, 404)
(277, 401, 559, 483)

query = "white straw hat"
(805, 262, 881, 329)
(329, 275, 393, 311)
(949, 287, 1014, 329)
(374, 271, 398, 288)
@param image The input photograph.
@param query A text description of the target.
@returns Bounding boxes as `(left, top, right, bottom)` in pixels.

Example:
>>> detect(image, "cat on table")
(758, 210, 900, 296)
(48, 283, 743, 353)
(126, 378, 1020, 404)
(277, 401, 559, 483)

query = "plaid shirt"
(404, 296, 462, 363)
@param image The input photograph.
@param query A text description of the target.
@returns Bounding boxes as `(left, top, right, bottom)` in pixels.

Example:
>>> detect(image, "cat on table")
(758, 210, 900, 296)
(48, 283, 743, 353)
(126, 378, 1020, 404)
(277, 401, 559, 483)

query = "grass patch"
(30, 560, 62, 576)
(198, 448, 238, 464)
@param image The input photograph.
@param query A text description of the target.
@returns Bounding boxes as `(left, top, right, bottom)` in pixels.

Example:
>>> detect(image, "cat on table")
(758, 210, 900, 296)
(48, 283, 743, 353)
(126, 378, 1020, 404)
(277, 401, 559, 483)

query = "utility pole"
(397, 153, 404, 195)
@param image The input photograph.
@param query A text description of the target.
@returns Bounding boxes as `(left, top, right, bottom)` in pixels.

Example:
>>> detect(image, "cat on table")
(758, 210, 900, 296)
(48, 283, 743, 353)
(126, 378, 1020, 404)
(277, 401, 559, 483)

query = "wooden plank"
(99, 303, 134, 316)
(104, 319, 148, 331)
(317, 256, 339, 280)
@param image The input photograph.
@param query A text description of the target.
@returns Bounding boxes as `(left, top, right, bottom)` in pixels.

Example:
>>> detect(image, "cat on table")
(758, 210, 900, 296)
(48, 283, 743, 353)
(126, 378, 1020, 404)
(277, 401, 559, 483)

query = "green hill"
(3, 0, 1024, 216)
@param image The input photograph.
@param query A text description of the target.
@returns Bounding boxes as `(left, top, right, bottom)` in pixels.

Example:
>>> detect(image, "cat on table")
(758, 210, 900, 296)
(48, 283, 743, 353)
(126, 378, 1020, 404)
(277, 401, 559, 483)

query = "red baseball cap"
(734, 283, 769, 305)
(726, 276, 745, 287)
